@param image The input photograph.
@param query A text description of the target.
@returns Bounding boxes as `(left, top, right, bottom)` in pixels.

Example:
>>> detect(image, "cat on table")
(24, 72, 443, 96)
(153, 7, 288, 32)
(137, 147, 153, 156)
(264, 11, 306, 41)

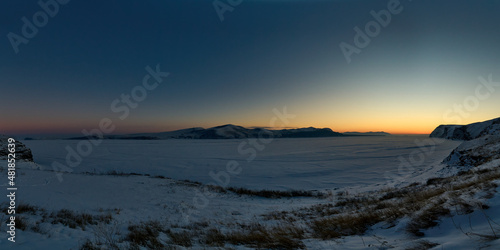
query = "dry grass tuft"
(226, 223, 305, 249)
(126, 220, 164, 249)
(50, 209, 112, 230)
(407, 203, 451, 236)
(311, 212, 381, 239)
(166, 229, 193, 247)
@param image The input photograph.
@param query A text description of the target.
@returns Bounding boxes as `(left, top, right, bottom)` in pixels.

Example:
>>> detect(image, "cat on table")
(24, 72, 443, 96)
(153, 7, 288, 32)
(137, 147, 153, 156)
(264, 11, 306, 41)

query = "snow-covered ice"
(22, 136, 460, 190)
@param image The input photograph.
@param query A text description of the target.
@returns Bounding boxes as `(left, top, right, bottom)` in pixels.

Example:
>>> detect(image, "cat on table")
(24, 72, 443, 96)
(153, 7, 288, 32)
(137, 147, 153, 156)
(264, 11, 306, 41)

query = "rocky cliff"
(432, 117, 500, 173)
(0, 135, 34, 162)
(430, 117, 500, 141)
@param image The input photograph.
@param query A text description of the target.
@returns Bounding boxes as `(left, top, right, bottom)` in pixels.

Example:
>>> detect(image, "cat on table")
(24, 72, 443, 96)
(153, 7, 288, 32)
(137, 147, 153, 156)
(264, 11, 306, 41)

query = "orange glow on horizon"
(3, 113, 498, 136)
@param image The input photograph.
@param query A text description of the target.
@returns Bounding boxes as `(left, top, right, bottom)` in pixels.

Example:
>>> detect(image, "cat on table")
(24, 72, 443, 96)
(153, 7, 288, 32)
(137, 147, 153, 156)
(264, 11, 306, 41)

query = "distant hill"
(63, 125, 391, 140)
(111, 125, 345, 139)
(277, 127, 344, 138)
(430, 117, 500, 141)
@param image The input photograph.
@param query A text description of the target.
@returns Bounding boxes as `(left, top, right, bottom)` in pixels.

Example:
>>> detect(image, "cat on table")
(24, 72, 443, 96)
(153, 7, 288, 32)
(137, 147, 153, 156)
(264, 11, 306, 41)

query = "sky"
(1, 0, 500, 136)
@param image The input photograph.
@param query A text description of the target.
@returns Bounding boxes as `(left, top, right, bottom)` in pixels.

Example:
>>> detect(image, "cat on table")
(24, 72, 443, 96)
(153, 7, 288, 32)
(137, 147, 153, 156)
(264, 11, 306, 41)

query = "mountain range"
(67, 124, 391, 140)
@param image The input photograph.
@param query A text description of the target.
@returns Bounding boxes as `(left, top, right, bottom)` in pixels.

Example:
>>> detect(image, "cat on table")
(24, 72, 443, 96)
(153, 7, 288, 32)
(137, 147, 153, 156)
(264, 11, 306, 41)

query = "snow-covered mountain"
(430, 117, 500, 140)
(275, 127, 344, 138)
(119, 125, 272, 139)
(76, 124, 347, 140)
(0, 135, 34, 162)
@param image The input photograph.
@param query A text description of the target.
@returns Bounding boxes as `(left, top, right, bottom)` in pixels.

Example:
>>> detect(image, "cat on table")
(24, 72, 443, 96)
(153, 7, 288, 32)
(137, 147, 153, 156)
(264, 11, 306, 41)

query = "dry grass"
(201, 228, 226, 247)
(226, 223, 305, 249)
(290, 165, 500, 240)
(311, 212, 381, 239)
(50, 209, 112, 230)
(226, 187, 324, 198)
(126, 220, 164, 249)
(124, 220, 305, 249)
(166, 229, 193, 247)
(14, 216, 29, 231)
(407, 203, 451, 236)
(17, 203, 40, 214)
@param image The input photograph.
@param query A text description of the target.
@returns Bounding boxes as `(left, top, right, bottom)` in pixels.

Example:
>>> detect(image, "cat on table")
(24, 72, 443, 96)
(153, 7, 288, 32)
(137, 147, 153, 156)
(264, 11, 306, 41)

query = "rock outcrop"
(0, 135, 34, 162)
(432, 117, 500, 172)
(443, 135, 500, 169)
(430, 117, 500, 141)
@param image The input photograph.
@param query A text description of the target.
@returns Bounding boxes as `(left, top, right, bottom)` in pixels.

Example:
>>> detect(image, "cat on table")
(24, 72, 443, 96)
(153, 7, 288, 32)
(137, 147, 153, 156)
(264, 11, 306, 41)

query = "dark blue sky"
(1, 0, 500, 135)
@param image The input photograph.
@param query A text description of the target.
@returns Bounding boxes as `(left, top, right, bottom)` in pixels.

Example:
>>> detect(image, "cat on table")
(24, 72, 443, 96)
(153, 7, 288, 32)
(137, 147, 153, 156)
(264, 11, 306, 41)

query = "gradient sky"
(1, 0, 500, 136)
